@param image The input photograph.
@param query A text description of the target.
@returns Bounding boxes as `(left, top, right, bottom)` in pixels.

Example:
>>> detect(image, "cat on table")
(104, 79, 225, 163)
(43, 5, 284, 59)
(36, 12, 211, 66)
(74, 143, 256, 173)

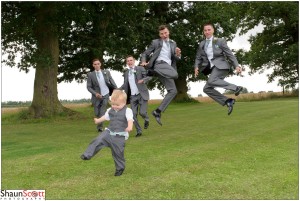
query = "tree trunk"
(174, 77, 190, 101)
(91, 12, 106, 62)
(29, 2, 66, 118)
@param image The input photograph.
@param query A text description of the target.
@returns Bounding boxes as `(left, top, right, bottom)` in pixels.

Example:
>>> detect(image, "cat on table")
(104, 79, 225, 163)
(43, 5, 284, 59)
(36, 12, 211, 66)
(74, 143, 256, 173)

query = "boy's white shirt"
(104, 107, 133, 140)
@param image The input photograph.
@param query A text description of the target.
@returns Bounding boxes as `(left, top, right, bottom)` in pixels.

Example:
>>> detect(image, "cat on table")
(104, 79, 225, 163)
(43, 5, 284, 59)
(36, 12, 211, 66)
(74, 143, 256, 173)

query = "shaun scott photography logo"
(0, 190, 45, 200)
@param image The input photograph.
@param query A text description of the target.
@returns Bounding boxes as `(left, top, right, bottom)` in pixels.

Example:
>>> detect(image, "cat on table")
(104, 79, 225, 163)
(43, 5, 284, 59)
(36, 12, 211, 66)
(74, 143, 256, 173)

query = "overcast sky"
(1, 25, 284, 102)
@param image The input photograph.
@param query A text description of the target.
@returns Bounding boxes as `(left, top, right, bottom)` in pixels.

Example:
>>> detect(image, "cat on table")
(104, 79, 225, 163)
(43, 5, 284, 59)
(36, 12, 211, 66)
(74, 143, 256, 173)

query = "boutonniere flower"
(213, 37, 219, 48)
(129, 69, 136, 75)
(103, 71, 107, 75)
(123, 66, 136, 74)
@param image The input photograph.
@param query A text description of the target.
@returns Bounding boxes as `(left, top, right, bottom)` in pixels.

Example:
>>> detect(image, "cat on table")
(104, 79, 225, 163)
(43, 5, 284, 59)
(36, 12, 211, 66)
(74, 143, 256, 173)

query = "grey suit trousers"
(154, 62, 178, 112)
(94, 94, 109, 130)
(130, 94, 149, 133)
(203, 67, 237, 106)
(154, 62, 178, 79)
(82, 130, 125, 171)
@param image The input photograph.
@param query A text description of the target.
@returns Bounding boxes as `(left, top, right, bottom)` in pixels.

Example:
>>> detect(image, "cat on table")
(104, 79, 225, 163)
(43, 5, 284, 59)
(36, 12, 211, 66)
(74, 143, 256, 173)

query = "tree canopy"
(237, 1, 299, 89)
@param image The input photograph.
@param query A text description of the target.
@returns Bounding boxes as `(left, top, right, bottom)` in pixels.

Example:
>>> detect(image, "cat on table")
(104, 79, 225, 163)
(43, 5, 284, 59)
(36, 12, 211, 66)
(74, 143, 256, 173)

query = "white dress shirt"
(205, 37, 214, 68)
(96, 70, 109, 96)
(128, 68, 139, 95)
(157, 40, 172, 65)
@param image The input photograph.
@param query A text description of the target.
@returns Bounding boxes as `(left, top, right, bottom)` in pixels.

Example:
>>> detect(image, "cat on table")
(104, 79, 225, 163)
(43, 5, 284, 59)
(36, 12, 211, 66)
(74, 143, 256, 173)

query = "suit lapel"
(212, 38, 216, 53)
(158, 39, 163, 48)
(129, 67, 138, 83)
(150, 39, 163, 62)
(124, 70, 128, 82)
(169, 40, 175, 55)
(93, 71, 98, 79)
(200, 40, 206, 51)
(200, 40, 208, 57)
(102, 70, 110, 84)
(212, 37, 221, 53)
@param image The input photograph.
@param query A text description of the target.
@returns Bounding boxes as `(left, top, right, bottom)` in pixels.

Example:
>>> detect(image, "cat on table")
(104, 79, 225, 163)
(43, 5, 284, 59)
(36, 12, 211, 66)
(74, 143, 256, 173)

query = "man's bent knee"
(169, 88, 177, 96)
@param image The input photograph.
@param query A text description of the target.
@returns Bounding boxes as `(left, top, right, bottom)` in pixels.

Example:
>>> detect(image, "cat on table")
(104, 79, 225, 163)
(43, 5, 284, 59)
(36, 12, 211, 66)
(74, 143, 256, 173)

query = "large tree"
(237, 1, 299, 90)
(2, 2, 71, 118)
(1, 2, 151, 117)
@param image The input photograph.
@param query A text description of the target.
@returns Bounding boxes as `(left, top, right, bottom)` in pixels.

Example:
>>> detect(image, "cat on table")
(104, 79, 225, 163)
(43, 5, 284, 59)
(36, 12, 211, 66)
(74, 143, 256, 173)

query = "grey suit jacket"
(87, 69, 117, 105)
(121, 66, 151, 103)
(194, 37, 239, 73)
(141, 39, 181, 70)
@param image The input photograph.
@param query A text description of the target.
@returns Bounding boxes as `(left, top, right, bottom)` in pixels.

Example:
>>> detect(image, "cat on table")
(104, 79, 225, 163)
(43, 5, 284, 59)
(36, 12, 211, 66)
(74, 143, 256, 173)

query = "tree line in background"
(2, 1, 298, 118)
(2, 89, 298, 108)
(2, 99, 91, 108)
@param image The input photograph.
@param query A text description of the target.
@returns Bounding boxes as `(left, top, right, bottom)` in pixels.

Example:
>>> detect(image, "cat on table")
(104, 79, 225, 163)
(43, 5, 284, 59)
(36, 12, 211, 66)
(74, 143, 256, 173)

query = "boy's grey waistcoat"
(108, 106, 128, 133)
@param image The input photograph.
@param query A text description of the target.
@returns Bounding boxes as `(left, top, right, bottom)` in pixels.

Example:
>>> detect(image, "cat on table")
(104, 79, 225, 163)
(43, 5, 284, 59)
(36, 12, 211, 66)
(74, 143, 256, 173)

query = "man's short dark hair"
(126, 55, 135, 60)
(158, 25, 169, 31)
(203, 23, 215, 30)
(92, 58, 101, 63)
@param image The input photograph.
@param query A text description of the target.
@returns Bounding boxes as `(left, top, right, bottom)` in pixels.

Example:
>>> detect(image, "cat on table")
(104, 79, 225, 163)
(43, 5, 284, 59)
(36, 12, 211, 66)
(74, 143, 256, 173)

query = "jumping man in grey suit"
(140, 25, 181, 125)
(194, 23, 243, 115)
(87, 58, 117, 132)
(121, 55, 151, 137)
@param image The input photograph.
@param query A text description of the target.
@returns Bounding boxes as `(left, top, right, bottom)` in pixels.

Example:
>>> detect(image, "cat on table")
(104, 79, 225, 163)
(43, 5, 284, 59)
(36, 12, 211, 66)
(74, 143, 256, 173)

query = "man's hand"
(96, 93, 102, 99)
(176, 47, 181, 56)
(235, 66, 244, 77)
(235, 66, 242, 74)
(137, 79, 144, 84)
(194, 68, 199, 77)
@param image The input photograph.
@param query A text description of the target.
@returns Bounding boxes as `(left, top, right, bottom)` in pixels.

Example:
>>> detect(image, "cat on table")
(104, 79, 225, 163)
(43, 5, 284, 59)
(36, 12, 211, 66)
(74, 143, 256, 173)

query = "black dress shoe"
(152, 110, 162, 126)
(80, 154, 90, 160)
(135, 132, 142, 137)
(226, 98, 235, 115)
(144, 120, 149, 129)
(235, 86, 243, 96)
(98, 128, 103, 132)
(114, 169, 124, 176)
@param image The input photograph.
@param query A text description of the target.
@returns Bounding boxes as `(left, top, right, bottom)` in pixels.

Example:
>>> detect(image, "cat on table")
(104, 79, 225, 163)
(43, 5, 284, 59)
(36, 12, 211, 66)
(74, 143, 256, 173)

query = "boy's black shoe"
(114, 169, 124, 176)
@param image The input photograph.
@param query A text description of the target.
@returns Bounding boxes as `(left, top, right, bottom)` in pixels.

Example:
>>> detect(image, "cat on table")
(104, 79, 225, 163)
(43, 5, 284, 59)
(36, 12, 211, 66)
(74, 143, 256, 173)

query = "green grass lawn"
(1, 98, 299, 200)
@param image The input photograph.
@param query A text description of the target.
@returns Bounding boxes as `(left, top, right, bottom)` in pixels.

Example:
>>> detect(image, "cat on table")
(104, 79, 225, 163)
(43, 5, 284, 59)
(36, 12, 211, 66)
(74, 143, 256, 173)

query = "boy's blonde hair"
(110, 90, 127, 105)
